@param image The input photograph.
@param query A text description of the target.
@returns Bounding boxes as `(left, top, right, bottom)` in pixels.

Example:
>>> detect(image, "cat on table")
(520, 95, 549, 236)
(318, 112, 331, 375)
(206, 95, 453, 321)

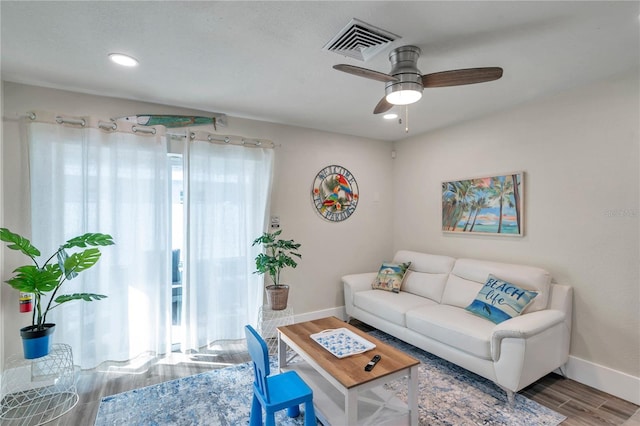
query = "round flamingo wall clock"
(311, 165, 359, 222)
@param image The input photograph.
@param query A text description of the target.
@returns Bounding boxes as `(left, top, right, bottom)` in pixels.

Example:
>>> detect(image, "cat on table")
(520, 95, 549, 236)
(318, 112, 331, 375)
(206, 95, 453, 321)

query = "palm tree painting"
(442, 172, 523, 236)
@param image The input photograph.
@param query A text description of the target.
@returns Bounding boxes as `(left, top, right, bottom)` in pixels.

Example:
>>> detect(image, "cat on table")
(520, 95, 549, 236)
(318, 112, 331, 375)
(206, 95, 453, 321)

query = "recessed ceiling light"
(109, 53, 139, 67)
(383, 113, 398, 120)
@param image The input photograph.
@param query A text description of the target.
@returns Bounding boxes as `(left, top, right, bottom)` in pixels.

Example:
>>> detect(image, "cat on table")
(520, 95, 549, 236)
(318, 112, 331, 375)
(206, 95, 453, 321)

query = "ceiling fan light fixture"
(332, 44, 503, 116)
(385, 81, 423, 105)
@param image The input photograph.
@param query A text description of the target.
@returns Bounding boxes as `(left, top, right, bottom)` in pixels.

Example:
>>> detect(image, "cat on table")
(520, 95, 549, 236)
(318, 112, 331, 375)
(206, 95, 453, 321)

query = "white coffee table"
(278, 317, 419, 425)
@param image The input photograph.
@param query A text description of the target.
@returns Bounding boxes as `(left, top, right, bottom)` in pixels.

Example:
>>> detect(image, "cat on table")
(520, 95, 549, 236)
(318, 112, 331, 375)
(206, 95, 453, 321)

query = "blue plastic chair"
(244, 325, 316, 426)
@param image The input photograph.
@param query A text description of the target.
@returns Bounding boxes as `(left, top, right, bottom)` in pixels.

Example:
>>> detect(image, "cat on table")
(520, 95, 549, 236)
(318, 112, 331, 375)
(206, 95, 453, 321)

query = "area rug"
(95, 330, 566, 425)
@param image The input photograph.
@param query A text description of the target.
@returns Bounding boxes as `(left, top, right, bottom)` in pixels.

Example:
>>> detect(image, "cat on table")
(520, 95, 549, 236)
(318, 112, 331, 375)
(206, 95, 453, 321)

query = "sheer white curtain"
(27, 113, 171, 368)
(182, 131, 273, 352)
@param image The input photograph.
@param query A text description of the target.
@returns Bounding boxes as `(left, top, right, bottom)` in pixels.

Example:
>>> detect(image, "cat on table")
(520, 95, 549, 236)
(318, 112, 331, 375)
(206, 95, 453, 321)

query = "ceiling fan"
(333, 45, 503, 114)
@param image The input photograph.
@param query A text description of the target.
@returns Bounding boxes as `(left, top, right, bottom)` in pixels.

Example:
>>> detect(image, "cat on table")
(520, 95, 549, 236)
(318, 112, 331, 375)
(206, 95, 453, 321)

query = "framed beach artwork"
(442, 172, 524, 236)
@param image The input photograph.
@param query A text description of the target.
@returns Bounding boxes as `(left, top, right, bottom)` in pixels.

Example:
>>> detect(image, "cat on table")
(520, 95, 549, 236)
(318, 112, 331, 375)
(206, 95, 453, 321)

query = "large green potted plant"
(252, 229, 301, 310)
(0, 227, 114, 359)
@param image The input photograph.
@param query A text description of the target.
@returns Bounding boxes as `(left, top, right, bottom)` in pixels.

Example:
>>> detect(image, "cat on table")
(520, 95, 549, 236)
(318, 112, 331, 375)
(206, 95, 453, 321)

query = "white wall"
(3, 76, 638, 403)
(1, 82, 394, 359)
(392, 72, 639, 402)
(229, 118, 395, 313)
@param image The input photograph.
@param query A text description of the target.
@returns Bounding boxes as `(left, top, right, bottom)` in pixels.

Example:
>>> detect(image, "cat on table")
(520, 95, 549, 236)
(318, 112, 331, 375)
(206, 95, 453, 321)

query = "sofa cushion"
(392, 251, 455, 302)
(371, 262, 411, 293)
(441, 258, 551, 313)
(465, 274, 538, 324)
(353, 290, 438, 327)
(406, 305, 495, 360)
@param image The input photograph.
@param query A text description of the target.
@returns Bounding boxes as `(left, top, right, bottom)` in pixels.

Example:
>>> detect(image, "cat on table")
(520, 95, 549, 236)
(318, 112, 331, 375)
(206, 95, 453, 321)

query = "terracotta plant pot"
(266, 285, 289, 310)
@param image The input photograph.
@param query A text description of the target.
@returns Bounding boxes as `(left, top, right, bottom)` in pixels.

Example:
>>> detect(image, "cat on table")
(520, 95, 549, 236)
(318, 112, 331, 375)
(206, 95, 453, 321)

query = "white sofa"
(342, 250, 573, 404)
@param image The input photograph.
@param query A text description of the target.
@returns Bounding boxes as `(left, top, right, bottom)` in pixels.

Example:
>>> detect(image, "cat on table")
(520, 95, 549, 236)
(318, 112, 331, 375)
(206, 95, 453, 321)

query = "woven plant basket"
(266, 285, 289, 310)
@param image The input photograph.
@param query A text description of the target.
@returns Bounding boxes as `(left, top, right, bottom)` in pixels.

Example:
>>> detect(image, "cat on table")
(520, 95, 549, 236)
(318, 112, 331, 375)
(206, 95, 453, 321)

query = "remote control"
(364, 354, 381, 371)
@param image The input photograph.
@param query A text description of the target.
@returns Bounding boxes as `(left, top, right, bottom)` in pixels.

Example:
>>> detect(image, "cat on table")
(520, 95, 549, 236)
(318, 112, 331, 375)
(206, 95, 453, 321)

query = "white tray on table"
(310, 327, 376, 358)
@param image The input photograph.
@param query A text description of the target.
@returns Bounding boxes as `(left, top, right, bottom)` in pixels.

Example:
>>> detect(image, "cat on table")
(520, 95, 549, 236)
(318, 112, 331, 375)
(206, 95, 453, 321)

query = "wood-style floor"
(18, 321, 640, 426)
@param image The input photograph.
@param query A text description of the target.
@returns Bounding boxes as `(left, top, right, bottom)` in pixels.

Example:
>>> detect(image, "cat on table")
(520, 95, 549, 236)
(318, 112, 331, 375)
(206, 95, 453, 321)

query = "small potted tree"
(0, 228, 114, 358)
(252, 229, 301, 310)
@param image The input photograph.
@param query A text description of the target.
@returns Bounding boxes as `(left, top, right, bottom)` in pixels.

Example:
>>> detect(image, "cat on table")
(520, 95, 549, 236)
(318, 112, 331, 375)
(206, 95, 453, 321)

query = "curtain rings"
(132, 125, 156, 135)
(188, 132, 273, 148)
(241, 138, 262, 146)
(98, 121, 117, 131)
(56, 116, 86, 127)
(207, 135, 231, 144)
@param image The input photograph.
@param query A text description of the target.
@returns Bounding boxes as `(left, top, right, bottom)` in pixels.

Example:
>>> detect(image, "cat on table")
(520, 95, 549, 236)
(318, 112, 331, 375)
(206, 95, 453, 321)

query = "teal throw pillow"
(465, 274, 538, 324)
(371, 262, 411, 293)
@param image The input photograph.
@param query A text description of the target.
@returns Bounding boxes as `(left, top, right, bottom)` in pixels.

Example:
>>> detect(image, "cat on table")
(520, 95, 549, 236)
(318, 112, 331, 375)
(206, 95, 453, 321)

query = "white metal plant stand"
(1, 344, 78, 426)
(257, 305, 294, 354)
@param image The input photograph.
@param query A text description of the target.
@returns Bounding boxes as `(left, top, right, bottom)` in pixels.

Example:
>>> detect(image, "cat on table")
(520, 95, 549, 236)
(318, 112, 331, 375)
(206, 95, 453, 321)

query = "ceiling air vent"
(324, 18, 400, 62)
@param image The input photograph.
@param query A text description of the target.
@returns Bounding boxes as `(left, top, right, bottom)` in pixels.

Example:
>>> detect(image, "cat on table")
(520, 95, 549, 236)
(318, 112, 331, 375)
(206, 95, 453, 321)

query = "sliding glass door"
(170, 154, 185, 351)
(27, 115, 273, 367)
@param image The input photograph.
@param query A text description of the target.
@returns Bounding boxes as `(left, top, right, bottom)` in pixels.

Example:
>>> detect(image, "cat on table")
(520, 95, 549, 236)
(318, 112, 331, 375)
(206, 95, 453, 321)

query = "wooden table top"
(277, 316, 420, 389)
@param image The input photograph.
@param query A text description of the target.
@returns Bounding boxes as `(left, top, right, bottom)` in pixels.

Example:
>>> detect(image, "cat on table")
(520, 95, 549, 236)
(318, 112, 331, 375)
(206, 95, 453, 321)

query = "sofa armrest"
(342, 273, 376, 315)
(343, 273, 377, 293)
(491, 309, 566, 361)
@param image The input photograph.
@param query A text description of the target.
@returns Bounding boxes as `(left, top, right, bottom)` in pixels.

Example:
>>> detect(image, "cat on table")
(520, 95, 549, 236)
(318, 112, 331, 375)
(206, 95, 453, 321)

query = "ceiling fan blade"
(333, 64, 398, 83)
(422, 67, 503, 88)
(373, 97, 393, 114)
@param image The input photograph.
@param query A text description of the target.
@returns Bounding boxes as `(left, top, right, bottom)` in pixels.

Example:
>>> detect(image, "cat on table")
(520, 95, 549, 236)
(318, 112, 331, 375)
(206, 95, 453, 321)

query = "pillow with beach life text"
(465, 274, 538, 324)
(371, 262, 411, 293)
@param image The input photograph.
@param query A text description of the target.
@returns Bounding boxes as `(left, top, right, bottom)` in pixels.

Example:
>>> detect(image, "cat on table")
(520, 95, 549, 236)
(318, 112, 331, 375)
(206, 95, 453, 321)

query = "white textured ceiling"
(1, 1, 639, 141)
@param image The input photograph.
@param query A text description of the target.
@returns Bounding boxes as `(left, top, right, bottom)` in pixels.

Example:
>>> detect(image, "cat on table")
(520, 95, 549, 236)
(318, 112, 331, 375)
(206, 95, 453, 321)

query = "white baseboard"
(293, 306, 347, 324)
(565, 355, 640, 405)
